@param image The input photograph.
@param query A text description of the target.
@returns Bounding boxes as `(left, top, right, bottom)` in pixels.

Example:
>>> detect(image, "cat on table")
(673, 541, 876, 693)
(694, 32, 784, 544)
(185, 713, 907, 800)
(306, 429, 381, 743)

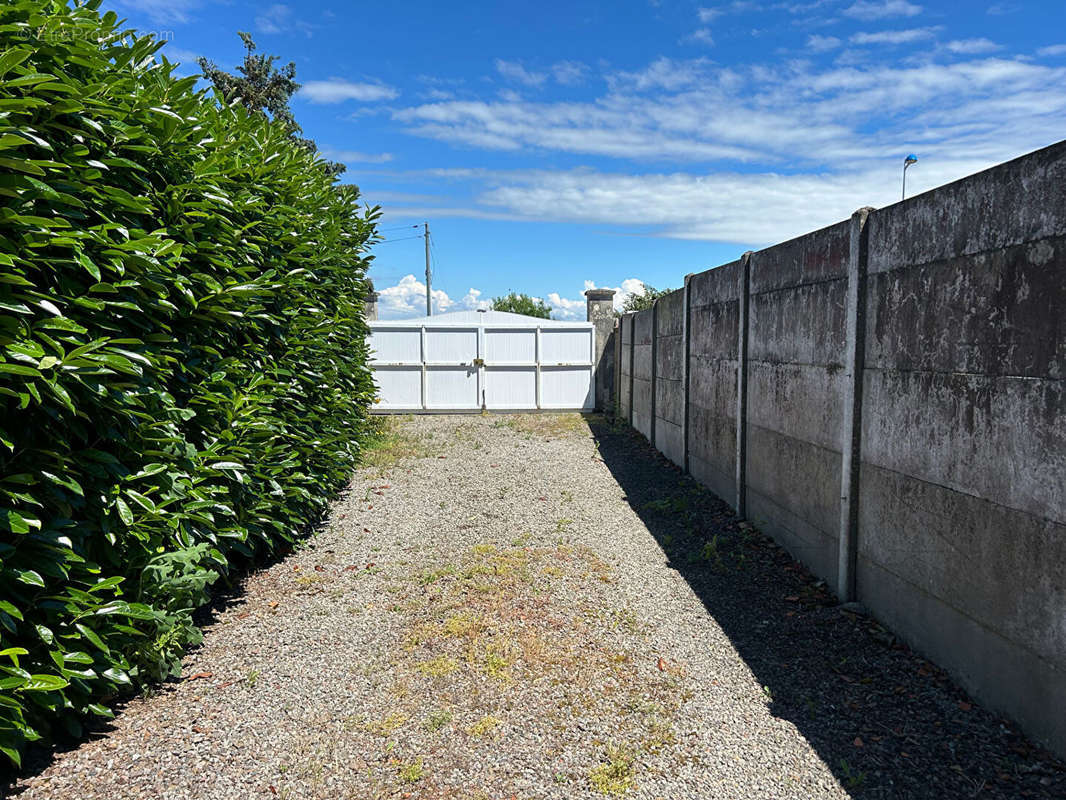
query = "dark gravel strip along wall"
(590, 417, 1066, 800)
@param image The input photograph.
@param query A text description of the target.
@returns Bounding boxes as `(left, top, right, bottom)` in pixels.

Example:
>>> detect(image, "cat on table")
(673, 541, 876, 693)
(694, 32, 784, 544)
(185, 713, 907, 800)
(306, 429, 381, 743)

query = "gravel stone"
(9, 413, 1065, 799)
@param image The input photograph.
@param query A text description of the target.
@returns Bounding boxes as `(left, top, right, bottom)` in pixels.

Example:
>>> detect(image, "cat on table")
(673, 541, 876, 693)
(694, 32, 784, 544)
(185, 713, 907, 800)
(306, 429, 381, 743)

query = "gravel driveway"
(10, 414, 1065, 799)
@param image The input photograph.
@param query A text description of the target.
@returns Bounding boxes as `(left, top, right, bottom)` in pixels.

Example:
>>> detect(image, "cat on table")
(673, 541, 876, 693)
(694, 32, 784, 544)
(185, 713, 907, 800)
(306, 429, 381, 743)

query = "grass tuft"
(397, 758, 424, 784)
(589, 743, 636, 795)
(417, 655, 459, 677)
(467, 715, 501, 737)
(362, 416, 441, 470)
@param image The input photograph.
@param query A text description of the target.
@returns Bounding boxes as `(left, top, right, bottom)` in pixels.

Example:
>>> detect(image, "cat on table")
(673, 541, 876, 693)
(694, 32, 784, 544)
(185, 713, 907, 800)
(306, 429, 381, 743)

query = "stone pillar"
(585, 289, 616, 412)
(365, 290, 379, 322)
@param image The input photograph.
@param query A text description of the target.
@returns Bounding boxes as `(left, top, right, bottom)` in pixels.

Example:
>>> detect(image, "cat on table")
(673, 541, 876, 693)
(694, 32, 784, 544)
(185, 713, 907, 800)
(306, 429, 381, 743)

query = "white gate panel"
(426, 366, 478, 409)
(485, 366, 537, 409)
(540, 328, 592, 364)
(541, 366, 594, 409)
(485, 328, 536, 363)
(426, 328, 477, 362)
(372, 367, 422, 409)
(369, 327, 421, 363)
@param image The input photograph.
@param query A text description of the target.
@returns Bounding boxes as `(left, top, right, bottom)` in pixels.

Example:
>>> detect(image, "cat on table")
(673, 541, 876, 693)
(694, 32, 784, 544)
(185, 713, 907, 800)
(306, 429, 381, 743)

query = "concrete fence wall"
(613, 140, 1066, 757)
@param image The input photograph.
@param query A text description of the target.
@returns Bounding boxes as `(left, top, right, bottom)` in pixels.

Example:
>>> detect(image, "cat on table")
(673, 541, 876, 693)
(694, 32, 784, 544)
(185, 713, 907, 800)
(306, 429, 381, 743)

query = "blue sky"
(110, 0, 1065, 318)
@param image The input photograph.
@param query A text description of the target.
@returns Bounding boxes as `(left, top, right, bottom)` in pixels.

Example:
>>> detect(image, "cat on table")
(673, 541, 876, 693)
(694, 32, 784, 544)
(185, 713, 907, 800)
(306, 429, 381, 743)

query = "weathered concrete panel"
(749, 220, 850, 293)
(859, 463, 1066, 667)
(865, 237, 1065, 379)
(857, 523, 1066, 757)
(632, 410, 651, 441)
(655, 418, 685, 468)
(867, 140, 1066, 275)
(748, 278, 848, 366)
(748, 486, 840, 595)
(656, 290, 685, 336)
(655, 378, 684, 427)
(690, 260, 741, 307)
(632, 377, 653, 440)
(689, 357, 736, 421)
(633, 308, 654, 345)
(689, 407, 736, 502)
(657, 334, 684, 382)
(745, 424, 842, 589)
(746, 361, 846, 452)
(618, 320, 632, 420)
(633, 343, 653, 382)
(690, 302, 738, 359)
(861, 369, 1065, 522)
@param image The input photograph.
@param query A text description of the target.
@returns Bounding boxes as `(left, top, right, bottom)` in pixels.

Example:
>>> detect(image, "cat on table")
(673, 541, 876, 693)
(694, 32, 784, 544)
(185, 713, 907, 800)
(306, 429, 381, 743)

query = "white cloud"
(254, 4, 311, 36)
(697, 7, 723, 22)
(319, 148, 394, 164)
(686, 28, 716, 46)
(944, 38, 1001, 54)
(842, 0, 922, 20)
(851, 27, 939, 45)
(608, 57, 713, 91)
(552, 61, 588, 85)
(545, 292, 586, 319)
(1037, 44, 1066, 57)
(456, 288, 492, 312)
(300, 79, 398, 103)
(395, 56, 1066, 174)
(114, 0, 200, 24)
(586, 279, 649, 311)
(469, 164, 1002, 244)
(495, 59, 547, 87)
(544, 279, 650, 320)
(383, 53, 1066, 244)
(376, 275, 491, 319)
(807, 34, 842, 52)
(160, 45, 201, 64)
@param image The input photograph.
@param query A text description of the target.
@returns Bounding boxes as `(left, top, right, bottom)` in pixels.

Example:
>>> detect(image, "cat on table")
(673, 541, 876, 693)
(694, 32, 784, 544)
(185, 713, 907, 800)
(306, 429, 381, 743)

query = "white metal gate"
(368, 310, 594, 412)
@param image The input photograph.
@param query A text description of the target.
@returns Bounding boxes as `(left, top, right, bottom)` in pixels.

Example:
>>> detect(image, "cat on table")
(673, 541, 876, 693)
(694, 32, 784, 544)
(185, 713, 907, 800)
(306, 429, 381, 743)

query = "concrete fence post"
(628, 314, 635, 427)
(585, 289, 617, 412)
(613, 318, 622, 420)
(837, 207, 874, 602)
(735, 252, 753, 518)
(682, 275, 692, 474)
(650, 300, 659, 448)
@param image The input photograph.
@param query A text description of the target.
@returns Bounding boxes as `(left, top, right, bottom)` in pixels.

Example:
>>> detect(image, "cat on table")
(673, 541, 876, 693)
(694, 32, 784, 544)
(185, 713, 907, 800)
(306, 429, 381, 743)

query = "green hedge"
(0, 0, 378, 767)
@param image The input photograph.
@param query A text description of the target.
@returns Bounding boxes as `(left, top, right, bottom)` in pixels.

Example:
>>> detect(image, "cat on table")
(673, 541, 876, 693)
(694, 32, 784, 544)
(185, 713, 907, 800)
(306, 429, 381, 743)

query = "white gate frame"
(368, 310, 595, 413)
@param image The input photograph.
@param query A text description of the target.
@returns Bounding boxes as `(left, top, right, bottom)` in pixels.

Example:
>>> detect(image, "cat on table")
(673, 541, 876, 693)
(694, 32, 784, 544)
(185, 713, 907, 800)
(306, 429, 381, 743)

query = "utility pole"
(424, 221, 431, 316)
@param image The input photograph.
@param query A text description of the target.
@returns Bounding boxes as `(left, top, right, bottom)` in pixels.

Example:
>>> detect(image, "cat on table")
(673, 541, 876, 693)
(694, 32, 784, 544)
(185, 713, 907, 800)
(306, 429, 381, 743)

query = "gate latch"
(472, 357, 485, 367)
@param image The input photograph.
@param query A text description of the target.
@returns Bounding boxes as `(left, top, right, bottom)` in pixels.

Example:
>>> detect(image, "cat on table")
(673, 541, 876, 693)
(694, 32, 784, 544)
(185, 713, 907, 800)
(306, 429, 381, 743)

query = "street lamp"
(902, 153, 918, 201)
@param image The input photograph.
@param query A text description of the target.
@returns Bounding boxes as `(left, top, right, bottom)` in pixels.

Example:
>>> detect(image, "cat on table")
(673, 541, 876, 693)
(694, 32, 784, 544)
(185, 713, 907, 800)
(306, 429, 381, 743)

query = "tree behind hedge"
(198, 32, 346, 178)
(619, 284, 674, 314)
(0, 0, 378, 767)
(491, 292, 552, 319)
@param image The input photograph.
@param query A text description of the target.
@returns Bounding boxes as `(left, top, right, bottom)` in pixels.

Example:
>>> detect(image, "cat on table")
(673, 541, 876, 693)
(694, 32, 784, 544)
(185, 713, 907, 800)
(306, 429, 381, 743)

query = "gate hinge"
(472, 357, 485, 367)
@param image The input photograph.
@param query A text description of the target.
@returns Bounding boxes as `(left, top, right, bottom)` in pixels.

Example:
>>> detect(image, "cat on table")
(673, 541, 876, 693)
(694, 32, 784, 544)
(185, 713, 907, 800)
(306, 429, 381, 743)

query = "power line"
(378, 224, 421, 233)
(375, 234, 424, 244)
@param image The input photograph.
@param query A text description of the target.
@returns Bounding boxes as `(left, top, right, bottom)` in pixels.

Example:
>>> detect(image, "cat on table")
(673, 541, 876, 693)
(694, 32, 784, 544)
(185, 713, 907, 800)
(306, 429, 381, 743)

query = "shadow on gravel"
(588, 417, 1066, 800)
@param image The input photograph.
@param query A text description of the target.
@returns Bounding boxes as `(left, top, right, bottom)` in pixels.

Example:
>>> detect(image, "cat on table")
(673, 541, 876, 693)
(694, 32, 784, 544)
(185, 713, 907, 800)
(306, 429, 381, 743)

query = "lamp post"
(902, 153, 918, 201)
